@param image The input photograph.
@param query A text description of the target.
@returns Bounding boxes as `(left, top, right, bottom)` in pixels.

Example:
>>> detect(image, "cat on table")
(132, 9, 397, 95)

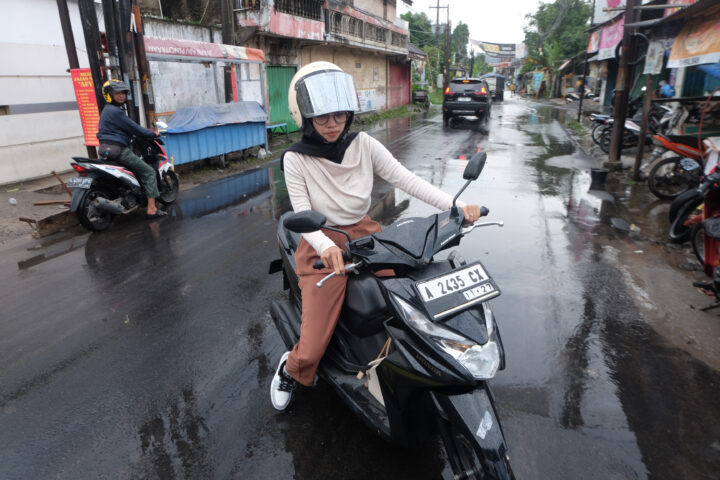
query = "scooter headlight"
(394, 296, 500, 379)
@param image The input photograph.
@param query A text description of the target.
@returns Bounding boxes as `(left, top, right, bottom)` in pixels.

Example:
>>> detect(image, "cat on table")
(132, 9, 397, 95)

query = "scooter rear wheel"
(591, 124, 608, 145)
(599, 127, 612, 153)
(77, 188, 114, 231)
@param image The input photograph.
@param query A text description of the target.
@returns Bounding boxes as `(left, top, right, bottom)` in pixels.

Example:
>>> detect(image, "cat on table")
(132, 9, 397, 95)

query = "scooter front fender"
(432, 384, 515, 479)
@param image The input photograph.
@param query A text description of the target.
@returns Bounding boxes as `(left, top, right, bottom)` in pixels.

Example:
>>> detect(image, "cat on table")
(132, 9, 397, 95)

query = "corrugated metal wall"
(388, 64, 410, 109)
(267, 66, 298, 132)
(163, 123, 266, 165)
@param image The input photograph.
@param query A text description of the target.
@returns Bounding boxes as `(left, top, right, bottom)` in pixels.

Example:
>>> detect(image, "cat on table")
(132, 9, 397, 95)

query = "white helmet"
(288, 61, 360, 129)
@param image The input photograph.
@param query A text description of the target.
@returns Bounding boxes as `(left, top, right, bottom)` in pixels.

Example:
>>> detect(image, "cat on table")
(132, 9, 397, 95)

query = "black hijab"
(281, 113, 358, 168)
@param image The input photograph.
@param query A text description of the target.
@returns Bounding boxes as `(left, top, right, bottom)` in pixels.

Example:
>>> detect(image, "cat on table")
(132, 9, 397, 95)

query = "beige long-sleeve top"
(283, 132, 461, 255)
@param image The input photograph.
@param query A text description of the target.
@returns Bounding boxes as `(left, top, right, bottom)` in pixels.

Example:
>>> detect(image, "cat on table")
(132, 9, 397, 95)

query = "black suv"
(442, 78, 492, 127)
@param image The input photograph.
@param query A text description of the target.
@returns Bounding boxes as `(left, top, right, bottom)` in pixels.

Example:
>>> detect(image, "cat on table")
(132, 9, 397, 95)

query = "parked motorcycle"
(668, 144, 720, 243)
(67, 135, 179, 231)
(588, 113, 612, 146)
(268, 152, 515, 479)
(596, 102, 673, 154)
(646, 134, 703, 200)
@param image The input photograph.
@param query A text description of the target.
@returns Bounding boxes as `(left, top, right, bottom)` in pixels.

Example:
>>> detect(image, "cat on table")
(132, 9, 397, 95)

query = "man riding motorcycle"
(96, 79, 167, 219)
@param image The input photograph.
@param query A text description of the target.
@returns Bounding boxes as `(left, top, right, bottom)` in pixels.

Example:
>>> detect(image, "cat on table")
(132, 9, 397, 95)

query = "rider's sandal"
(145, 210, 168, 219)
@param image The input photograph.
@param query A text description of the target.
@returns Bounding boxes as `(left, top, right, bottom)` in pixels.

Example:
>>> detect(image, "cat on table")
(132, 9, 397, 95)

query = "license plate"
(458, 97, 471, 102)
(66, 177, 93, 189)
(416, 262, 500, 319)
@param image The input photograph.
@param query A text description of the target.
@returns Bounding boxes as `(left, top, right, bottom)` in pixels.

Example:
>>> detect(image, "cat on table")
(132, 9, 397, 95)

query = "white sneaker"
(270, 351, 296, 411)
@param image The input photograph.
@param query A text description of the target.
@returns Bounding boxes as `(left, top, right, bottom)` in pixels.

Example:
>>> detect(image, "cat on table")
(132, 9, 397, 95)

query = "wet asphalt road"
(2, 97, 720, 479)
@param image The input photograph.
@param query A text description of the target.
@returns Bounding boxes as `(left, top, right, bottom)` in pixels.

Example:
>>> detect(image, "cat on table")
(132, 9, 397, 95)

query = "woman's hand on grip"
(461, 204, 482, 224)
(320, 246, 345, 275)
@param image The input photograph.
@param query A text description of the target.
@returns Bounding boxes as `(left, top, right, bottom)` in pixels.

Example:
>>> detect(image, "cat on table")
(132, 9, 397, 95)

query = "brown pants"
(285, 216, 385, 386)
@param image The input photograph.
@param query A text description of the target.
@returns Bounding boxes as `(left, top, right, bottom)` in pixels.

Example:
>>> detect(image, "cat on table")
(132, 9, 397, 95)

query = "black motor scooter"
(269, 152, 515, 479)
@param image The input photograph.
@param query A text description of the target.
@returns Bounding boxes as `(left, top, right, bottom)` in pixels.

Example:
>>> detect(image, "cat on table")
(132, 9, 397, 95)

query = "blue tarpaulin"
(699, 62, 720, 81)
(167, 101, 268, 133)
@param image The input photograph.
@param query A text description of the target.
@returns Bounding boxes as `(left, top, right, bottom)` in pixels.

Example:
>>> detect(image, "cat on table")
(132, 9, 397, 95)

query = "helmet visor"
(295, 71, 359, 118)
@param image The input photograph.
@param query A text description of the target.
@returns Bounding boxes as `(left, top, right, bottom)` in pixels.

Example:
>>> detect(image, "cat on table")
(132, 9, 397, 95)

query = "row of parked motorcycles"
(589, 96, 720, 309)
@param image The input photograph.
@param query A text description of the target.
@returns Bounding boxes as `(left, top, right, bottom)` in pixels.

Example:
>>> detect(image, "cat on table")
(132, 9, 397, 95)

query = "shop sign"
(643, 40, 666, 75)
(70, 69, 100, 147)
(668, 12, 720, 68)
(598, 16, 624, 61)
(587, 31, 600, 53)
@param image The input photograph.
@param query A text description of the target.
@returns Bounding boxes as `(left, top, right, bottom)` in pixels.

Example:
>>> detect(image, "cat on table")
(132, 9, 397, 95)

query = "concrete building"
(234, 0, 412, 130)
(0, 0, 91, 185)
(0, 0, 413, 185)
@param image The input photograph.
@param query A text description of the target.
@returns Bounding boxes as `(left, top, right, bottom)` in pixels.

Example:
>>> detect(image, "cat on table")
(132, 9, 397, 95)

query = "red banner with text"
(70, 69, 100, 146)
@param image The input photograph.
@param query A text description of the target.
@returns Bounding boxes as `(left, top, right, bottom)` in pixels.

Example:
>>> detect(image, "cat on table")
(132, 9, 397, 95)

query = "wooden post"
(633, 74, 655, 180)
(607, 0, 639, 167)
(56, 0, 98, 159)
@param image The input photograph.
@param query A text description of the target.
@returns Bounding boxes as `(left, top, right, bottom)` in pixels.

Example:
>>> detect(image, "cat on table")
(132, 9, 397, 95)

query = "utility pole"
(577, 0, 596, 122)
(429, 2, 448, 89)
(78, 0, 107, 111)
(221, 0, 235, 102)
(607, 0, 640, 167)
(56, 0, 97, 158)
(444, 6, 451, 89)
(131, 0, 157, 128)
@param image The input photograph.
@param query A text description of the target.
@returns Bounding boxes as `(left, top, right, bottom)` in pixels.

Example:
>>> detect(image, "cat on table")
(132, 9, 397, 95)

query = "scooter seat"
(667, 135, 701, 149)
(703, 216, 720, 240)
(340, 273, 389, 337)
(71, 156, 123, 167)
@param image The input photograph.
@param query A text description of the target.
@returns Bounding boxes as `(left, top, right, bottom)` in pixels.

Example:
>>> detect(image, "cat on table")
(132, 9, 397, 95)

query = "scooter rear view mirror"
(463, 151, 487, 180)
(284, 210, 327, 233)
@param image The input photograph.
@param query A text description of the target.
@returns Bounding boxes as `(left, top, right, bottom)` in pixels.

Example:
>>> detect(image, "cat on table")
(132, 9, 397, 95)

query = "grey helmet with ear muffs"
(288, 62, 360, 139)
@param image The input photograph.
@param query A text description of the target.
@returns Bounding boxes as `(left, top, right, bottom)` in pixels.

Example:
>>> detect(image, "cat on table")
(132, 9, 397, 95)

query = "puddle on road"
(478, 99, 720, 478)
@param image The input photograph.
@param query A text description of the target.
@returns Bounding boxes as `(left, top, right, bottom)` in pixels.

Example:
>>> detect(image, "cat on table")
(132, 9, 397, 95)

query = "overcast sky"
(398, 0, 543, 47)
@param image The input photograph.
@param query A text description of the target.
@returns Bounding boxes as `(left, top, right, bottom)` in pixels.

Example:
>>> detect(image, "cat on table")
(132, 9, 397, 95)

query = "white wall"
(0, 0, 93, 184)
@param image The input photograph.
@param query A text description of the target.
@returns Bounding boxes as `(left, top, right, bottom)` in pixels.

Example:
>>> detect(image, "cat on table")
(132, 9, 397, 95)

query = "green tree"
(451, 22, 470, 66)
(422, 44, 443, 87)
(471, 53, 492, 77)
(400, 12, 434, 48)
(523, 0, 591, 71)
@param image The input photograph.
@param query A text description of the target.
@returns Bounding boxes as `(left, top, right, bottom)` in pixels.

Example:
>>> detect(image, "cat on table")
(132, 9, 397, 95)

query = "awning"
(667, 10, 720, 68)
(558, 59, 571, 71)
(144, 36, 265, 63)
(597, 16, 625, 61)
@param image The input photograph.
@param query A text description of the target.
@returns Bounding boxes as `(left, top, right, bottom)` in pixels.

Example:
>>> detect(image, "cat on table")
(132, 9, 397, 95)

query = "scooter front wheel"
(691, 223, 706, 265)
(158, 171, 179, 205)
(648, 156, 698, 200)
(669, 195, 703, 243)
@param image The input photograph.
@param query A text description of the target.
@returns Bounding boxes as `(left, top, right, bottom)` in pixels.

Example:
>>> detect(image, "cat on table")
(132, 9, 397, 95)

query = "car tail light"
(72, 163, 88, 174)
(462, 80, 470, 83)
(445, 87, 450, 95)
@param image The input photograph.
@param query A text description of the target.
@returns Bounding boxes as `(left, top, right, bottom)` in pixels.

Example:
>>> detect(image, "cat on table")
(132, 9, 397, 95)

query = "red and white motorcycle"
(67, 135, 179, 231)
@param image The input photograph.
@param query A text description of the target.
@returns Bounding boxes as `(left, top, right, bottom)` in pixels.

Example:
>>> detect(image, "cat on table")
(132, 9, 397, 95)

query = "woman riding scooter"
(97, 79, 166, 219)
(270, 61, 482, 410)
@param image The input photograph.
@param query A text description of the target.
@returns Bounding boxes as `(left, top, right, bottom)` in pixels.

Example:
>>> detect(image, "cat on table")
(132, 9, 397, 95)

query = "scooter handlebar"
(312, 251, 351, 270)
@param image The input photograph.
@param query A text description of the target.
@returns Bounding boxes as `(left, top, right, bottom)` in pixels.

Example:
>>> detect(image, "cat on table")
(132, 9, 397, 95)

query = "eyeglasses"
(313, 112, 349, 125)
